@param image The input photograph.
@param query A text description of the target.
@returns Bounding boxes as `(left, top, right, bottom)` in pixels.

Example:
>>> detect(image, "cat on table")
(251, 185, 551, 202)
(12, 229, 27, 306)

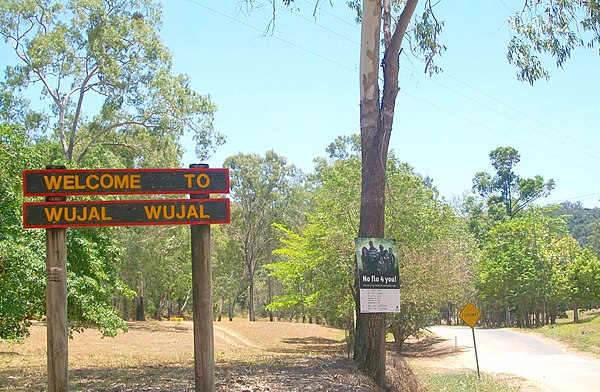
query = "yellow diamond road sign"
(459, 302, 481, 327)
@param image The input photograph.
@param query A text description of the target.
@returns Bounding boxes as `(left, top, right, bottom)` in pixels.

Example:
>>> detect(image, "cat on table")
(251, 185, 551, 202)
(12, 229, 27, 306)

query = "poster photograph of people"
(356, 237, 400, 289)
(355, 237, 401, 313)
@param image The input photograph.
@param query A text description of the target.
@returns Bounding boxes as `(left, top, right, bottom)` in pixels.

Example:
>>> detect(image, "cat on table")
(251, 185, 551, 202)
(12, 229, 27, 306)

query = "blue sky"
(2, 1, 598, 208)
(160, 1, 599, 208)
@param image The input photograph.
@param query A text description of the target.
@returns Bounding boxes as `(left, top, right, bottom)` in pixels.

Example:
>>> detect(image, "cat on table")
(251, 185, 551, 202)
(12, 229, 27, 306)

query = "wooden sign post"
(190, 163, 215, 392)
(23, 165, 230, 391)
(46, 224, 68, 392)
(44, 166, 69, 391)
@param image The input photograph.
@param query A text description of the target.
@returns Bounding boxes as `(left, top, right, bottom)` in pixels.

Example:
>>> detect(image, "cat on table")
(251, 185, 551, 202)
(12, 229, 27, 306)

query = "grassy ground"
(423, 372, 527, 392)
(532, 309, 600, 355)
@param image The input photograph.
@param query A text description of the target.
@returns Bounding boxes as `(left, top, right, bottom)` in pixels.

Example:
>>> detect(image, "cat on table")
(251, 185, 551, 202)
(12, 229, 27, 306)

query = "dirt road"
(430, 325, 600, 391)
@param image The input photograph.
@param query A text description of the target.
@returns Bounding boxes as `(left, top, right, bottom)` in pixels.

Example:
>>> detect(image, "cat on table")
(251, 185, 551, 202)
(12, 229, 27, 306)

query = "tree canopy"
(224, 150, 305, 321)
(472, 146, 555, 220)
(269, 137, 475, 355)
(0, 0, 224, 166)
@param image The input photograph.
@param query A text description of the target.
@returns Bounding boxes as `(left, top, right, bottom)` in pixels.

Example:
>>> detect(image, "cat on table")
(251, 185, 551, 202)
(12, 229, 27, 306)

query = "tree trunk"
(179, 288, 192, 316)
(135, 295, 145, 321)
(123, 297, 130, 321)
(353, 0, 386, 386)
(228, 300, 235, 321)
(249, 275, 256, 321)
(248, 259, 256, 321)
(167, 293, 172, 319)
(354, 0, 409, 386)
(353, 0, 418, 386)
(268, 275, 274, 322)
(218, 297, 224, 322)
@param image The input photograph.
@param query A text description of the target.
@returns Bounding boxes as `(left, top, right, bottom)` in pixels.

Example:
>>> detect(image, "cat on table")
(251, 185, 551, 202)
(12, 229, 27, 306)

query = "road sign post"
(459, 302, 482, 380)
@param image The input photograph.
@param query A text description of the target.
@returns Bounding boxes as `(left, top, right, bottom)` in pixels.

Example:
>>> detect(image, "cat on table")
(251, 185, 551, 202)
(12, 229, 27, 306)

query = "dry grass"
(0, 320, 422, 391)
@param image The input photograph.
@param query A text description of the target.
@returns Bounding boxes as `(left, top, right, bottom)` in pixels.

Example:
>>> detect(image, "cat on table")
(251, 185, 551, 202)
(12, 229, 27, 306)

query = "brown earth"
(0, 320, 425, 391)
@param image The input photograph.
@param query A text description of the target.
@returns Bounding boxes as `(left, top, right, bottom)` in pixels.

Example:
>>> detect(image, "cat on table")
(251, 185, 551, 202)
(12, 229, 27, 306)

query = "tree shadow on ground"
(401, 336, 467, 358)
(125, 321, 191, 334)
(273, 336, 345, 355)
(0, 356, 384, 392)
(0, 351, 21, 356)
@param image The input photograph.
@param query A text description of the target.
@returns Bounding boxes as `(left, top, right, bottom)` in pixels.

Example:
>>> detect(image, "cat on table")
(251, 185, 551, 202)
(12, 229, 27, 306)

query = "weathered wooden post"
(45, 165, 68, 392)
(189, 163, 215, 392)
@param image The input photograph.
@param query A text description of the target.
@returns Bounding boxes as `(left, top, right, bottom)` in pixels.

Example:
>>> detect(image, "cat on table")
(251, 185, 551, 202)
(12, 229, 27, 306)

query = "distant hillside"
(555, 202, 600, 255)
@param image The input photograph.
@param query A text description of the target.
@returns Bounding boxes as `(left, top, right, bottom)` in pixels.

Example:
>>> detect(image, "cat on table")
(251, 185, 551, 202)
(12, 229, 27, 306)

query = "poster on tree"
(355, 237, 400, 313)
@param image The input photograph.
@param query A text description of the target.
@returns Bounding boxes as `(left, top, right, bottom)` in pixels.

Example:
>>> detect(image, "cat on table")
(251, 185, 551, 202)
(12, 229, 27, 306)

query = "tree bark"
(353, 0, 418, 387)
(228, 300, 235, 321)
(248, 262, 256, 321)
(354, 0, 387, 386)
(135, 290, 146, 321)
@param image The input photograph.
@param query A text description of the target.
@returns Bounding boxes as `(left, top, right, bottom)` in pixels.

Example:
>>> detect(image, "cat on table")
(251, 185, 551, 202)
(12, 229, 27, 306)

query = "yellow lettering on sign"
(130, 174, 141, 189)
(63, 175, 76, 190)
(144, 205, 161, 219)
(43, 175, 62, 190)
(143, 204, 211, 220)
(42, 173, 143, 191)
(43, 206, 113, 222)
(44, 207, 63, 222)
(87, 174, 100, 189)
(183, 173, 211, 189)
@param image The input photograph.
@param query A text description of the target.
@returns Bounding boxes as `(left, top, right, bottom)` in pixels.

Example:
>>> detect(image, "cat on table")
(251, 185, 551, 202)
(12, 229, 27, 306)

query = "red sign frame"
(23, 168, 229, 196)
(23, 198, 230, 228)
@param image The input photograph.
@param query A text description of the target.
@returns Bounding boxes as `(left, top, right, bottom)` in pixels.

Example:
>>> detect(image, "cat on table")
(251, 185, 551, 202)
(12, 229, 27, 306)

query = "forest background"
(1, 0, 600, 372)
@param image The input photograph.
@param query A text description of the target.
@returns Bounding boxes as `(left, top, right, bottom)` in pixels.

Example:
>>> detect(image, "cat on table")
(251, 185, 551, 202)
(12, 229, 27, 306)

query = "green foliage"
(224, 150, 305, 321)
(0, 125, 46, 340)
(1, 125, 134, 338)
(67, 228, 133, 337)
(554, 202, 600, 256)
(507, 0, 600, 84)
(0, 0, 223, 165)
(270, 137, 476, 349)
(119, 225, 191, 321)
(469, 150, 600, 328)
(0, 232, 46, 340)
(472, 147, 555, 222)
(266, 224, 315, 316)
(385, 158, 476, 351)
(478, 208, 600, 326)
(325, 134, 361, 160)
(565, 247, 600, 315)
(0, 88, 47, 137)
(269, 154, 361, 328)
(413, 4, 446, 76)
(212, 224, 247, 319)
